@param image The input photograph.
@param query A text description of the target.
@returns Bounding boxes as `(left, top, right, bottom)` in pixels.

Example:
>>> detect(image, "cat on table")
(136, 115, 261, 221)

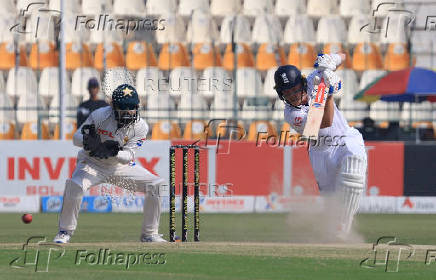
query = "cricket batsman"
(53, 84, 167, 243)
(274, 54, 367, 239)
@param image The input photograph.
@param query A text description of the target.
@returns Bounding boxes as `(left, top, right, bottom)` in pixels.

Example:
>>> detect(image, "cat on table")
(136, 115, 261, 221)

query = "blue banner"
(41, 196, 112, 213)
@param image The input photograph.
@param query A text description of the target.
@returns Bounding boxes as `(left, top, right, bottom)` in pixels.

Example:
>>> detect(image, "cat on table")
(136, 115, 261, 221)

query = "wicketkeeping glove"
(82, 124, 101, 152)
(88, 141, 121, 159)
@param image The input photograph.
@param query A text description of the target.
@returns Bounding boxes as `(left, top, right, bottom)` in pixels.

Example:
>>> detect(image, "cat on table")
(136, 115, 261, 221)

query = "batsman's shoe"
(53, 230, 71, 244)
(140, 234, 167, 243)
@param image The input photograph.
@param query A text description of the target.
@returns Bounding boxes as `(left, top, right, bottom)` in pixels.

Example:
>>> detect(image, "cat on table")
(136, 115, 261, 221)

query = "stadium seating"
(6, 67, 38, 100)
(317, 16, 347, 44)
(255, 44, 286, 71)
(307, 0, 337, 17)
(243, 0, 274, 17)
(211, 94, 237, 119)
(211, 0, 242, 18)
(82, 0, 113, 15)
(89, 25, 122, 45)
(247, 120, 277, 142)
(384, 43, 410, 71)
(66, 42, 93, 70)
(0, 43, 28, 70)
(52, 119, 77, 140)
(177, 94, 209, 119)
(0, 93, 14, 139)
(39, 67, 72, 101)
(192, 43, 222, 70)
(220, 15, 252, 44)
(283, 15, 316, 45)
(352, 43, 384, 71)
(25, 13, 56, 45)
(71, 67, 101, 100)
(199, 67, 233, 99)
(126, 42, 158, 70)
(0, 0, 16, 16)
(348, 14, 378, 44)
(156, 14, 186, 44)
(252, 14, 283, 44)
(401, 101, 433, 128)
(29, 41, 59, 70)
(151, 121, 181, 140)
(410, 31, 436, 69)
(339, 0, 370, 17)
(371, 0, 405, 18)
(48, 93, 78, 124)
(411, 2, 436, 30)
(275, 0, 306, 17)
(49, 0, 81, 15)
(136, 67, 167, 99)
(222, 43, 255, 71)
(94, 42, 125, 70)
(178, 0, 210, 17)
(169, 67, 198, 97)
(263, 67, 278, 99)
(288, 43, 317, 69)
(241, 97, 271, 120)
(216, 120, 245, 140)
(236, 67, 263, 99)
(370, 101, 401, 127)
(0, 16, 16, 43)
(186, 10, 220, 44)
(113, 0, 145, 16)
(146, 93, 176, 119)
(146, 0, 177, 16)
(379, 12, 411, 44)
(16, 94, 49, 140)
(183, 120, 211, 140)
(16, 0, 48, 14)
(158, 43, 190, 70)
(339, 69, 370, 122)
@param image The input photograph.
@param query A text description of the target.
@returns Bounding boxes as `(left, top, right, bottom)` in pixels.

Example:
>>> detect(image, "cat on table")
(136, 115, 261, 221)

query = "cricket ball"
(22, 213, 32, 224)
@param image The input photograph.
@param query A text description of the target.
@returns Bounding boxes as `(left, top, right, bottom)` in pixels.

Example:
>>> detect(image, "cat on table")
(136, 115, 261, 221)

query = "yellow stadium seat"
(126, 42, 158, 70)
(20, 122, 50, 140)
(256, 43, 286, 71)
(94, 42, 125, 70)
(384, 43, 411, 71)
(158, 43, 190, 70)
(193, 43, 222, 70)
(352, 43, 383, 71)
(0, 43, 27, 70)
(29, 42, 58, 70)
(66, 43, 92, 70)
(183, 120, 212, 140)
(247, 121, 277, 142)
(288, 43, 316, 69)
(222, 43, 255, 71)
(322, 43, 352, 69)
(52, 121, 77, 140)
(151, 121, 182, 140)
(216, 120, 246, 140)
(0, 122, 15, 139)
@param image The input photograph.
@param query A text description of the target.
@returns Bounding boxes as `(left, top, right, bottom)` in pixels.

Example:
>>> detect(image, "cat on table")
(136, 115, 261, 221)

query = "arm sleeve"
(284, 106, 308, 135)
(116, 120, 149, 164)
(73, 113, 94, 147)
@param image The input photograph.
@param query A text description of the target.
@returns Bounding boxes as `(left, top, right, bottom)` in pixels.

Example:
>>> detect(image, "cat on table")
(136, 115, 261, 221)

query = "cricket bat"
(301, 77, 327, 142)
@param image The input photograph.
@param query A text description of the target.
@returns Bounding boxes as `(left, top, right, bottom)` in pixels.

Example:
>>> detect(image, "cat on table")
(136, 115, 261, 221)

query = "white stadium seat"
(199, 67, 233, 99)
(211, 93, 237, 119)
(39, 67, 72, 100)
(317, 16, 347, 44)
(307, 0, 337, 17)
(179, 0, 209, 17)
(412, 2, 436, 29)
(113, 0, 145, 16)
(379, 12, 411, 44)
(241, 97, 271, 120)
(236, 68, 263, 99)
(348, 14, 378, 44)
(146, 93, 176, 119)
(49, 93, 79, 123)
(263, 67, 278, 98)
(136, 67, 168, 97)
(186, 10, 220, 44)
(339, 0, 370, 17)
(6, 67, 38, 98)
(0, 93, 14, 122)
(71, 67, 100, 99)
(178, 94, 209, 119)
(169, 67, 197, 97)
(211, 0, 242, 17)
(82, 0, 113, 15)
(16, 93, 45, 123)
(220, 14, 252, 44)
(335, 69, 358, 101)
(243, 0, 274, 17)
(156, 14, 186, 44)
(146, 0, 177, 16)
(252, 14, 283, 44)
(0, 0, 16, 16)
(370, 100, 401, 123)
(64, 14, 90, 44)
(411, 31, 436, 69)
(25, 12, 56, 44)
(275, 0, 306, 17)
(0, 16, 16, 43)
(49, 0, 80, 15)
(89, 21, 123, 44)
(284, 15, 316, 44)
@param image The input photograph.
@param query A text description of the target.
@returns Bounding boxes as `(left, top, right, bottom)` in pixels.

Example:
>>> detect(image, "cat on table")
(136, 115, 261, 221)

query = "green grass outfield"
(1, 213, 436, 279)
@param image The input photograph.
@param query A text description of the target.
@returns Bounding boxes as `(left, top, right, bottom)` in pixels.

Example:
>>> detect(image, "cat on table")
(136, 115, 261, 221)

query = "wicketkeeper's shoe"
(140, 234, 167, 243)
(53, 230, 71, 243)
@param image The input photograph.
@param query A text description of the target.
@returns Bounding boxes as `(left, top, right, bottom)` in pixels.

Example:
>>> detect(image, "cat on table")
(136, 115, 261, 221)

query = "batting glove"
(322, 69, 342, 96)
(314, 53, 343, 72)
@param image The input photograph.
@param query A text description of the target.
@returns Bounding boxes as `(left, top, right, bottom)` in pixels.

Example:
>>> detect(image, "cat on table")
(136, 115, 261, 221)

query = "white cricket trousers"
(58, 156, 165, 236)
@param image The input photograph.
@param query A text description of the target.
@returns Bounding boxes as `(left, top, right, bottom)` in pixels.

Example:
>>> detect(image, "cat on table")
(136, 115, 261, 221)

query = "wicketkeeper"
(274, 54, 367, 239)
(54, 84, 166, 243)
